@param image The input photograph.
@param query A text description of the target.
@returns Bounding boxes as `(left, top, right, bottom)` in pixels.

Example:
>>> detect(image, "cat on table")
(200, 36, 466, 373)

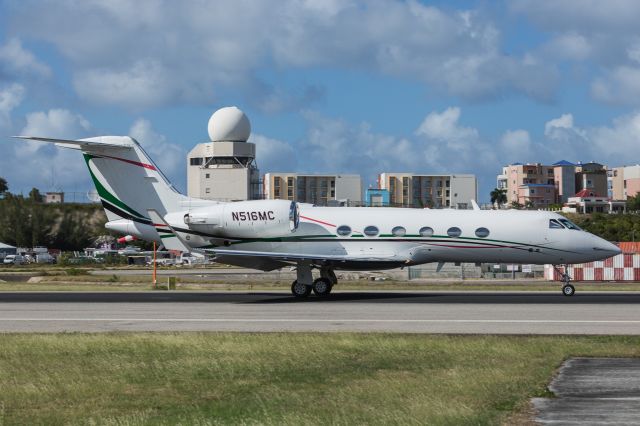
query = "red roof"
(618, 242, 640, 254)
(574, 189, 603, 198)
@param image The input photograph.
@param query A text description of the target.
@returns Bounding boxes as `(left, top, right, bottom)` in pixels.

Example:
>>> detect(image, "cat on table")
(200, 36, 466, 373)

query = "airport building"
(187, 107, 261, 201)
(377, 173, 477, 209)
(263, 173, 362, 205)
(610, 164, 640, 200)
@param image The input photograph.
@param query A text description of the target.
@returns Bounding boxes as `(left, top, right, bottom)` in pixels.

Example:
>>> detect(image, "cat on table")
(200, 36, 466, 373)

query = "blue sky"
(1, 0, 639, 202)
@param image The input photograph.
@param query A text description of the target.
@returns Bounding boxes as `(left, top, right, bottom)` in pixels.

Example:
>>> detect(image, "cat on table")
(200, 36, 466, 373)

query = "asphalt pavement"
(0, 291, 640, 333)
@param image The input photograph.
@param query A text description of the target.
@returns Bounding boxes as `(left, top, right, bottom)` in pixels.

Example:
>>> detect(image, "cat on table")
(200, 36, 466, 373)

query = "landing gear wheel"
(562, 284, 575, 297)
(291, 280, 312, 298)
(312, 278, 333, 297)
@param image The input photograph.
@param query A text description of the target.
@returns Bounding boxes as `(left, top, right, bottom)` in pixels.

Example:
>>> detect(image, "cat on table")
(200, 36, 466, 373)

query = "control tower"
(187, 106, 260, 201)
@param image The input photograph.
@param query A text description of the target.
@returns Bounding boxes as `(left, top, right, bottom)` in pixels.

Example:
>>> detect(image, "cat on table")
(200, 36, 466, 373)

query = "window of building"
(392, 226, 406, 237)
(447, 227, 462, 237)
(364, 226, 379, 237)
(475, 227, 490, 238)
(419, 226, 434, 237)
(549, 219, 564, 229)
(336, 225, 351, 236)
(190, 157, 203, 166)
(205, 173, 210, 179)
(558, 218, 581, 230)
(205, 188, 210, 194)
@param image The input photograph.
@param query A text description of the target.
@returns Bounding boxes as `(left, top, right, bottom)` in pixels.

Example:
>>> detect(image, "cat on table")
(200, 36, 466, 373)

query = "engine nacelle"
(183, 200, 299, 238)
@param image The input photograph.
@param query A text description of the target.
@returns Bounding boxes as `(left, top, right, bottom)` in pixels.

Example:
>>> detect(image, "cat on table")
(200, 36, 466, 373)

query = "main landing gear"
(290, 262, 337, 298)
(553, 265, 575, 296)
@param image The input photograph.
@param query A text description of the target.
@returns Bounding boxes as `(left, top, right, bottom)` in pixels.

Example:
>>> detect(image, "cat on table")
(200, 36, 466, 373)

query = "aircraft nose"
(592, 238, 621, 256)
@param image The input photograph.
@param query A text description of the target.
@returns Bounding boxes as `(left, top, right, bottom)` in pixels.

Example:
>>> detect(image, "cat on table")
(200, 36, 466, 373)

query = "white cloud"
(251, 133, 297, 172)
(21, 109, 90, 139)
(6, 0, 559, 108)
(500, 129, 532, 162)
(290, 107, 497, 191)
(74, 60, 181, 110)
(128, 118, 185, 189)
(512, 1, 640, 105)
(591, 66, 640, 105)
(0, 38, 51, 79)
(0, 109, 93, 193)
(544, 113, 574, 135)
(0, 83, 24, 128)
(416, 107, 479, 146)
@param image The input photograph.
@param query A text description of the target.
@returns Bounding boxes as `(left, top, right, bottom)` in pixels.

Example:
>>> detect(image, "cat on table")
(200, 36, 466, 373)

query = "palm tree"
(489, 188, 507, 209)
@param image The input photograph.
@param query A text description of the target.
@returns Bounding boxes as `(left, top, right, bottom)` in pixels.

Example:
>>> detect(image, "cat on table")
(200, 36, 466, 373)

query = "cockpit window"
(549, 219, 564, 229)
(558, 218, 581, 230)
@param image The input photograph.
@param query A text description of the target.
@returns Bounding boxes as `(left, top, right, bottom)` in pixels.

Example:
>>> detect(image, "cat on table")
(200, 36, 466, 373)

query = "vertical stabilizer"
(13, 136, 189, 224)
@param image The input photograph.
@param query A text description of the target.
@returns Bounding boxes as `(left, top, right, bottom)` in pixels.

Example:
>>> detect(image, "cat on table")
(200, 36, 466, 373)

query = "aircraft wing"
(208, 248, 406, 272)
(210, 248, 403, 264)
(12, 136, 133, 150)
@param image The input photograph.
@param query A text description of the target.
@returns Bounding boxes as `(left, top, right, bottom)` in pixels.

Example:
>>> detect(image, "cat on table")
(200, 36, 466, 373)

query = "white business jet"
(13, 135, 620, 297)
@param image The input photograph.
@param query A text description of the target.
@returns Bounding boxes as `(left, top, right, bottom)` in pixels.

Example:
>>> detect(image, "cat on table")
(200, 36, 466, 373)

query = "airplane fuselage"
(148, 205, 620, 270)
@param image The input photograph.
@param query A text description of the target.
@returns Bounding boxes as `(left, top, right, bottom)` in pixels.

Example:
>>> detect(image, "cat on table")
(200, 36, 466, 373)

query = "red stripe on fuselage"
(95, 154, 157, 171)
(300, 215, 336, 227)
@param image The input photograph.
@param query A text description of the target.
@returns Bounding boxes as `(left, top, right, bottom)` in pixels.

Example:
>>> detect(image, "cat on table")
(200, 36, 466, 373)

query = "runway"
(1, 291, 640, 334)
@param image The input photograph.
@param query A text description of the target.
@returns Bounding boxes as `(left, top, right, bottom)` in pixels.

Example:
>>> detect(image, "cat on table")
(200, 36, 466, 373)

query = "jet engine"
(182, 199, 299, 239)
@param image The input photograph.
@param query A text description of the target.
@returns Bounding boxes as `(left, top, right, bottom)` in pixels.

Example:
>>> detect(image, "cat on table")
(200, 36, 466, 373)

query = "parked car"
(3, 255, 26, 265)
(180, 253, 206, 265)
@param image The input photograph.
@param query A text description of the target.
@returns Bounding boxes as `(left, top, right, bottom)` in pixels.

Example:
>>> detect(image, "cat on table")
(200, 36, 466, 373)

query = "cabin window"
(558, 218, 581, 230)
(549, 219, 564, 229)
(419, 226, 434, 237)
(336, 225, 351, 236)
(364, 226, 379, 237)
(392, 226, 406, 237)
(447, 227, 462, 237)
(475, 227, 490, 238)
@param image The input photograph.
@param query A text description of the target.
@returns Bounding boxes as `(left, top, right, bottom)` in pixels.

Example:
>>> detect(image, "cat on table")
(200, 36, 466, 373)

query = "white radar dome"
(207, 106, 251, 142)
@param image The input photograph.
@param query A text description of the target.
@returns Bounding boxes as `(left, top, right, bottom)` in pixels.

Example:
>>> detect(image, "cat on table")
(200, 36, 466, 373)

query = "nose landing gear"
(554, 265, 575, 296)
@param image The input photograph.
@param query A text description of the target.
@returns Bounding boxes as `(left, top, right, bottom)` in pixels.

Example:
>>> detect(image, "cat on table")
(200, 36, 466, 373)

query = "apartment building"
(575, 162, 608, 196)
(610, 165, 640, 200)
(498, 161, 610, 208)
(263, 173, 362, 205)
(502, 163, 556, 207)
(378, 173, 477, 209)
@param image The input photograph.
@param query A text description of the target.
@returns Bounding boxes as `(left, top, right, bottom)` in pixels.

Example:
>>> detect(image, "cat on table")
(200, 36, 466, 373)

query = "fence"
(544, 253, 640, 281)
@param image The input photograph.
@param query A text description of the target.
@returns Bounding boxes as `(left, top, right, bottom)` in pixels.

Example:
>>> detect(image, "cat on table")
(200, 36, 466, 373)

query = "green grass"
(0, 334, 638, 425)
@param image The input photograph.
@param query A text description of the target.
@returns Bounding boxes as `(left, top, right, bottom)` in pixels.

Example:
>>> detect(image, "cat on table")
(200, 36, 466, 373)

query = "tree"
(524, 200, 535, 210)
(29, 187, 43, 203)
(489, 188, 507, 209)
(0, 177, 7, 194)
(627, 195, 640, 212)
(510, 201, 523, 210)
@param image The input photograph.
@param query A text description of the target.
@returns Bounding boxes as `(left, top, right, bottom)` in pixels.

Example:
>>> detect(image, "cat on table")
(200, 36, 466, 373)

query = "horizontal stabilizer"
(147, 209, 191, 253)
(12, 136, 134, 150)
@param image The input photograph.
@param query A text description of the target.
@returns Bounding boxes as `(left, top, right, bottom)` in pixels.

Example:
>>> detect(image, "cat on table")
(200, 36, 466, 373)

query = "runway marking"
(2, 319, 640, 324)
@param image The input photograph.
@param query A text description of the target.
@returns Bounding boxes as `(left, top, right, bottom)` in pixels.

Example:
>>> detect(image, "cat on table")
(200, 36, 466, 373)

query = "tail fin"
(13, 136, 188, 223)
